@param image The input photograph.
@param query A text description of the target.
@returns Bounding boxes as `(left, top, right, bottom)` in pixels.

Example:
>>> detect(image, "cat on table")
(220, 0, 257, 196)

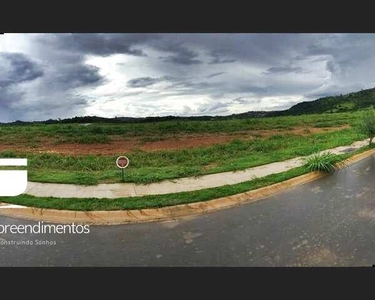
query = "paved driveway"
(1, 155, 375, 266)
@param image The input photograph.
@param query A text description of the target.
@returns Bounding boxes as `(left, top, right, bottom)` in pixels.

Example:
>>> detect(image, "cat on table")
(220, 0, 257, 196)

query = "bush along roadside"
(303, 151, 347, 173)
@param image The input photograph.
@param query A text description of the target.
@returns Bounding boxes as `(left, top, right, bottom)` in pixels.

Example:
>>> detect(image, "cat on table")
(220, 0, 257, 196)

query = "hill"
(285, 87, 375, 115)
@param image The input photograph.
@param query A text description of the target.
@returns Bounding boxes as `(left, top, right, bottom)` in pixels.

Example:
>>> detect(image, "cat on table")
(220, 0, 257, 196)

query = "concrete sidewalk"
(24, 139, 369, 199)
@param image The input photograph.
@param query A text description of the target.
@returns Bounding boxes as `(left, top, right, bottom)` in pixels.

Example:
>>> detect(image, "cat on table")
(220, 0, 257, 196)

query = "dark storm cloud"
(158, 42, 202, 65)
(4, 33, 375, 121)
(231, 97, 248, 104)
(55, 64, 104, 88)
(36, 33, 159, 57)
(126, 74, 219, 95)
(206, 72, 226, 78)
(19, 96, 87, 113)
(169, 79, 213, 90)
(126, 75, 225, 101)
(208, 50, 236, 64)
(127, 77, 160, 88)
(0, 52, 43, 88)
(264, 66, 304, 75)
(0, 91, 23, 122)
(127, 76, 173, 88)
(0, 35, 116, 121)
(0, 52, 44, 121)
(228, 85, 271, 96)
(197, 101, 231, 115)
(326, 60, 341, 76)
(181, 33, 313, 66)
(0, 86, 23, 107)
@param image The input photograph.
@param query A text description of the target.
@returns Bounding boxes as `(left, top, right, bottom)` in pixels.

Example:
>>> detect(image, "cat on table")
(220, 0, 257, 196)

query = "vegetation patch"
(1, 146, 370, 211)
(303, 152, 346, 173)
(0, 111, 368, 185)
(358, 109, 375, 146)
(0, 166, 310, 211)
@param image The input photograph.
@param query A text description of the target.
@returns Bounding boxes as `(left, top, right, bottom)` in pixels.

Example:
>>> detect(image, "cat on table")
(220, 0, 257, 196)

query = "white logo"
(0, 159, 28, 196)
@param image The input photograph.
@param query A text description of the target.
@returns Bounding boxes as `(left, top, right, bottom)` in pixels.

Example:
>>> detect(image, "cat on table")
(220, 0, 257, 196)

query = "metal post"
(121, 168, 125, 182)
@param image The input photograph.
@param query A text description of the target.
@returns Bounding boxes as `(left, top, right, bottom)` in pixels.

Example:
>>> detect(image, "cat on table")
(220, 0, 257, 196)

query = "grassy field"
(0, 111, 367, 185)
(0, 111, 359, 142)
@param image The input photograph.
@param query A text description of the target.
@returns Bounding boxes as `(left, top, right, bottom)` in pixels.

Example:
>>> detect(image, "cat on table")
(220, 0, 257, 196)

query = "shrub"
(359, 109, 375, 146)
(303, 151, 345, 173)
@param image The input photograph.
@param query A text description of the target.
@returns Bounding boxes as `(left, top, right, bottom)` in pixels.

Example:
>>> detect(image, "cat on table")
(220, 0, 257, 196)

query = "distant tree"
(359, 109, 375, 146)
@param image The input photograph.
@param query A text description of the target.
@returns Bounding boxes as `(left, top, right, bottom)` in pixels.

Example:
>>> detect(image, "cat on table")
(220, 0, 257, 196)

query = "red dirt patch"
(0, 125, 350, 156)
(142, 134, 237, 151)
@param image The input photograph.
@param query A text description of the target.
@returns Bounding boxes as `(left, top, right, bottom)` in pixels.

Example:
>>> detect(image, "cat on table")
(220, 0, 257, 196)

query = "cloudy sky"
(1, 33, 375, 122)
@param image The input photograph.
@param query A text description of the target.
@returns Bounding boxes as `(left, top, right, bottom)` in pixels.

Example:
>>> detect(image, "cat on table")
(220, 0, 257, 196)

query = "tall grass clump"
(303, 151, 345, 173)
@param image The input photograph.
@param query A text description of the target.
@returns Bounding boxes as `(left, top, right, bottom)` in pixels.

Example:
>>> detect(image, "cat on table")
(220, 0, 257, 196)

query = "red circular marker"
(116, 156, 130, 169)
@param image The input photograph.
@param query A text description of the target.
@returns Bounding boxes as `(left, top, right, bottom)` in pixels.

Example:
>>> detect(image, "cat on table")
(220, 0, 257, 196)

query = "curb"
(0, 147, 374, 225)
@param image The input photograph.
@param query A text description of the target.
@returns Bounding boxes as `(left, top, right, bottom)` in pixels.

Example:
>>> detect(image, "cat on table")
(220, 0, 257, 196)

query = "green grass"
(0, 146, 370, 211)
(0, 166, 310, 211)
(0, 111, 362, 144)
(0, 127, 365, 185)
(304, 152, 346, 173)
(0, 111, 367, 185)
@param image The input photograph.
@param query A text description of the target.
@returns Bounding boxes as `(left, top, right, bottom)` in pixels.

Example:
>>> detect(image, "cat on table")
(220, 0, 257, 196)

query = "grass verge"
(0, 146, 370, 211)
(0, 167, 310, 211)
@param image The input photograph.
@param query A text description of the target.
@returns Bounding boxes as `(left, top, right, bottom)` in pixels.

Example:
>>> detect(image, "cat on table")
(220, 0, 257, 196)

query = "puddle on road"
(183, 231, 203, 244)
(161, 220, 180, 229)
(358, 209, 375, 220)
(299, 247, 340, 266)
(310, 186, 323, 194)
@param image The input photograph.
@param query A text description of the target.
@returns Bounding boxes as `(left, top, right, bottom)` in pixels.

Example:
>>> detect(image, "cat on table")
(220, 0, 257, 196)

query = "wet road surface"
(1, 155, 375, 266)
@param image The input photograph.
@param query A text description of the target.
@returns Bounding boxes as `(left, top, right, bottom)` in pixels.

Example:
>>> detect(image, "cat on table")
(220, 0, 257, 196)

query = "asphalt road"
(1, 155, 375, 267)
